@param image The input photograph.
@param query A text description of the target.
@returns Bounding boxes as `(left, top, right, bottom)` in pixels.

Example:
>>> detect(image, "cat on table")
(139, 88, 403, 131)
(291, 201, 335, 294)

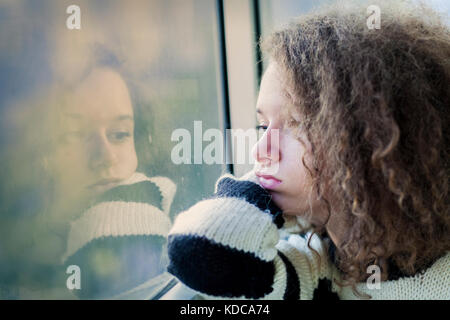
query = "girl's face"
(252, 63, 324, 223)
(50, 68, 138, 204)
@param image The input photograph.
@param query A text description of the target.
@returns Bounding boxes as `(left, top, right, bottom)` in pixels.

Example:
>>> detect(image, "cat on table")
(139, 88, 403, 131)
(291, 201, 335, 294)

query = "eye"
(256, 124, 268, 131)
(108, 131, 131, 143)
(256, 124, 268, 138)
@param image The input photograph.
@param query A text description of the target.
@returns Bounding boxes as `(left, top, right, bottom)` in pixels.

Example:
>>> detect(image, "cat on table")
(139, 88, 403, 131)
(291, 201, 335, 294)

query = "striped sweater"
(62, 172, 177, 299)
(167, 173, 450, 300)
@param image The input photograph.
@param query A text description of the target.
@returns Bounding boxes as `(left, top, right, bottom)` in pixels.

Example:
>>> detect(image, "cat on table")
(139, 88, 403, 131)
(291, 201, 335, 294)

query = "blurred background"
(0, 0, 448, 299)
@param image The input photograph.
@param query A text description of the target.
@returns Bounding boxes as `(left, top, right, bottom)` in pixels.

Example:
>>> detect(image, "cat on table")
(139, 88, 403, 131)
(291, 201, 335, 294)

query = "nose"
(252, 127, 280, 166)
(88, 132, 118, 171)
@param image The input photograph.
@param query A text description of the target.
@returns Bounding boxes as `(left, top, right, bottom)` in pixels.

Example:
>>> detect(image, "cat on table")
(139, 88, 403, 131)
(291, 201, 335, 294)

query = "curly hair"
(262, 0, 450, 295)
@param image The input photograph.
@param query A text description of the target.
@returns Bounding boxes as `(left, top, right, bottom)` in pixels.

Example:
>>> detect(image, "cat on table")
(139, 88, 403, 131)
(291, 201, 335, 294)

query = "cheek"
(275, 136, 316, 214)
(281, 135, 310, 182)
(52, 146, 89, 178)
(116, 141, 138, 174)
(49, 149, 92, 198)
(284, 152, 312, 200)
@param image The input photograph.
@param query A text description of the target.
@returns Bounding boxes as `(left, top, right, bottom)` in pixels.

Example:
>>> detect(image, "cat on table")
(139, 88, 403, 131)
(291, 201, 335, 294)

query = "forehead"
(61, 68, 133, 121)
(256, 63, 288, 117)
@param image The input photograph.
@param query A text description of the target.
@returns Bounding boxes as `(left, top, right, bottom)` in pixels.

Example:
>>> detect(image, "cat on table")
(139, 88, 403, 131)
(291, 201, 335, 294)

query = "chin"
(269, 192, 290, 213)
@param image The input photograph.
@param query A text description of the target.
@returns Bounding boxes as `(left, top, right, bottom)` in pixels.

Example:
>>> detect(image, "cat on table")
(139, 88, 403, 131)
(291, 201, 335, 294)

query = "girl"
(167, 1, 450, 299)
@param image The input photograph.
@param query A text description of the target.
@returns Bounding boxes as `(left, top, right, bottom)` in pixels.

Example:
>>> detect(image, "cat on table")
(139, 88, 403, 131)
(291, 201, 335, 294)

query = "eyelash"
(256, 125, 268, 131)
(108, 131, 131, 142)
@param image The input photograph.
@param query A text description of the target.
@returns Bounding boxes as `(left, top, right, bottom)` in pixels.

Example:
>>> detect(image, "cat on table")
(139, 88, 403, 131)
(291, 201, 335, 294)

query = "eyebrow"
(61, 113, 134, 122)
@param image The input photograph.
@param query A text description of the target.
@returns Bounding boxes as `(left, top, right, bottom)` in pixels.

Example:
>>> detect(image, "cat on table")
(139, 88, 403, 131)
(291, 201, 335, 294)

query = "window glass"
(259, 0, 334, 71)
(0, 0, 223, 299)
(259, 0, 333, 36)
(259, 0, 450, 39)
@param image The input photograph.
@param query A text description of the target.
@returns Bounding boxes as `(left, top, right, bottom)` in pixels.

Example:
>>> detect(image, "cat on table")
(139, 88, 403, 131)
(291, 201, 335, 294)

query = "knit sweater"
(167, 173, 450, 300)
(62, 172, 177, 299)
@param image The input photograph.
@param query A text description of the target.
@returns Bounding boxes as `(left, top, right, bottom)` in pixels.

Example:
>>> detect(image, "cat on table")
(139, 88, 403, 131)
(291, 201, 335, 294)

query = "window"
(2, 0, 448, 301)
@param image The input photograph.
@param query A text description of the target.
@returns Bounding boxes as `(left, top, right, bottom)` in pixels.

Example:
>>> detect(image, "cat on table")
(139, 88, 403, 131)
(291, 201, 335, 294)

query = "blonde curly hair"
(262, 0, 450, 294)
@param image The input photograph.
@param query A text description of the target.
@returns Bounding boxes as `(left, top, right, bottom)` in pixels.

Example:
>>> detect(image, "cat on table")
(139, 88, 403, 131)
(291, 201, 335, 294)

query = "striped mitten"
(168, 172, 302, 299)
(62, 172, 176, 299)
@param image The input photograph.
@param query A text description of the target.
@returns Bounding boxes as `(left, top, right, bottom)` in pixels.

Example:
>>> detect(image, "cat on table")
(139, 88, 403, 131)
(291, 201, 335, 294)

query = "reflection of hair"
(263, 1, 450, 295)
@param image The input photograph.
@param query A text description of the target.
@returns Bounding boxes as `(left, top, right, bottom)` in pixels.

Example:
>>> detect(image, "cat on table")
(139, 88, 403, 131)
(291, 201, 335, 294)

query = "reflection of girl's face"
(51, 68, 138, 202)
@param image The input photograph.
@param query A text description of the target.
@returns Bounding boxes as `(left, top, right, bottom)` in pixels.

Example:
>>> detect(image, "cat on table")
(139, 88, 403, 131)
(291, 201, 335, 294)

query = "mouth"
(255, 173, 282, 190)
(87, 178, 122, 191)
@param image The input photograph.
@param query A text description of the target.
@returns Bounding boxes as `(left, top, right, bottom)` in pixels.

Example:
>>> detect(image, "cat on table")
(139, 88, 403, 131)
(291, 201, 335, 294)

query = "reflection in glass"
(0, 0, 223, 299)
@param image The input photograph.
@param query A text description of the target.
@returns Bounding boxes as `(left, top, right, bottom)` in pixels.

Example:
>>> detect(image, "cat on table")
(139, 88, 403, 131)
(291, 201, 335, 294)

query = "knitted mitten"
(168, 172, 334, 300)
(62, 172, 176, 299)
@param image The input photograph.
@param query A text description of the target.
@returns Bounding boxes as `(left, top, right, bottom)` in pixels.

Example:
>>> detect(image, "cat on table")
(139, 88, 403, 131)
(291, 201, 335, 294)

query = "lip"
(87, 178, 121, 191)
(255, 173, 282, 190)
